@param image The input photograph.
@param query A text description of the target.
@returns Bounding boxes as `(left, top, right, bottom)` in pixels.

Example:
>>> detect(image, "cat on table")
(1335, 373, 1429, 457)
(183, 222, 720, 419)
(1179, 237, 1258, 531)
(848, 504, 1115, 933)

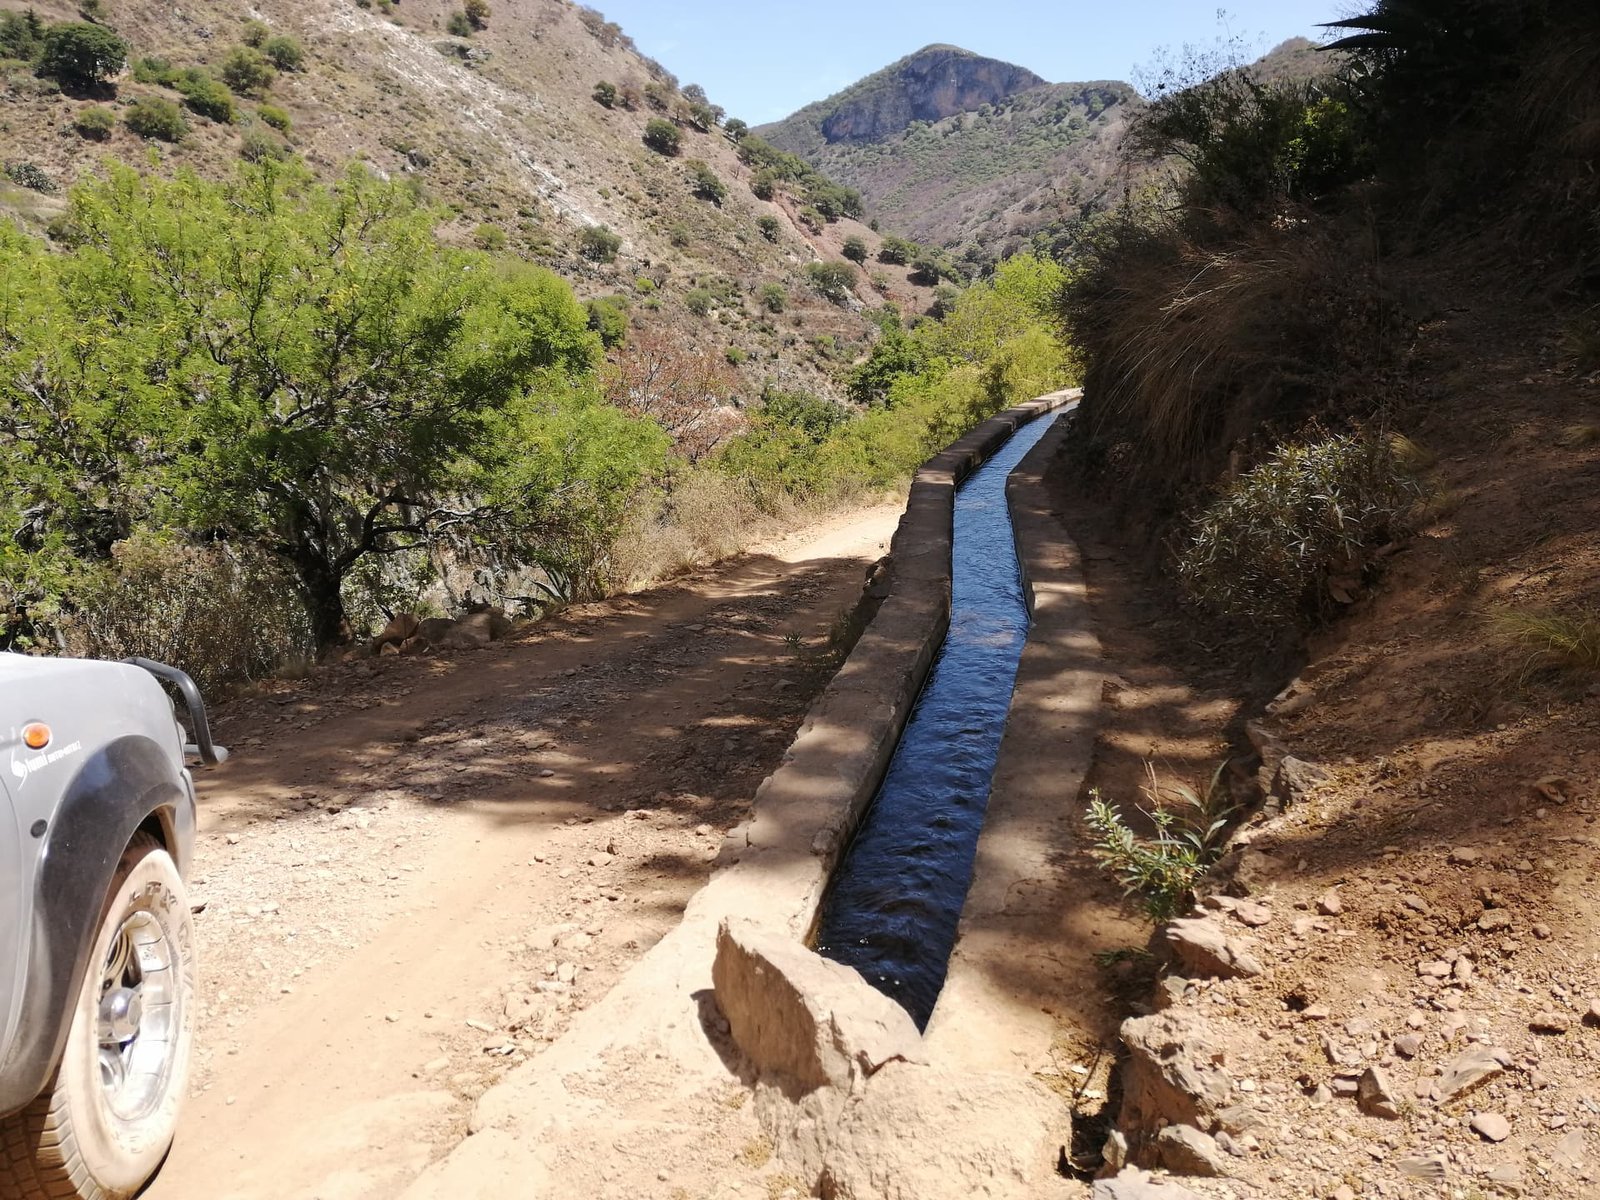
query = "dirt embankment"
(1056, 266, 1600, 1198)
(141, 505, 899, 1200)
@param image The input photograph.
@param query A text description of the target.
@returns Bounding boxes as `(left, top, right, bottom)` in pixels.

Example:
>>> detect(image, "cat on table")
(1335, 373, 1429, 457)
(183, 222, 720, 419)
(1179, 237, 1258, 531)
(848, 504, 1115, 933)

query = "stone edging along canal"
(400, 389, 1087, 1199)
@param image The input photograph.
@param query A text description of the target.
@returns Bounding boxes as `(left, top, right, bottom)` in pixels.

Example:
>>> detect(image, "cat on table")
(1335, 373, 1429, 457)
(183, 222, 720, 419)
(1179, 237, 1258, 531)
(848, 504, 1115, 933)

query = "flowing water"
(814, 412, 1058, 1028)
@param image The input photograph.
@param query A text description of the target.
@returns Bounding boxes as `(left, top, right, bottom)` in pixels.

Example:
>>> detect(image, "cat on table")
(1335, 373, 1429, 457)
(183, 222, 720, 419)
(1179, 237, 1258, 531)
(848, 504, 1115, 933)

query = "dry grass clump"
(1067, 214, 1406, 488)
(62, 532, 313, 695)
(605, 469, 791, 591)
(1487, 608, 1600, 678)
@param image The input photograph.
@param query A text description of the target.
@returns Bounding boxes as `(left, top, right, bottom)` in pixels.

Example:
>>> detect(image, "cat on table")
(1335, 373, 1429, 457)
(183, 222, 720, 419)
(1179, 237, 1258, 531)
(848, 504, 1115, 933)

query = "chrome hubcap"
(96, 910, 177, 1121)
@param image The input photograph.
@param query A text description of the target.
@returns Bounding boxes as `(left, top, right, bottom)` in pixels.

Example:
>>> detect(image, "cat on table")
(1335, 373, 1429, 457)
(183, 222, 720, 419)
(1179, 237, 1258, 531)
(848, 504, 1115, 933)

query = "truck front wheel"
(0, 834, 197, 1200)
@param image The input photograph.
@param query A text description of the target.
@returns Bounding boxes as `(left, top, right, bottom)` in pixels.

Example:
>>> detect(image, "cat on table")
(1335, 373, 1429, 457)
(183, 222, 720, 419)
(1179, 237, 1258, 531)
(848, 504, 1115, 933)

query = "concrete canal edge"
(398, 389, 1087, 1199)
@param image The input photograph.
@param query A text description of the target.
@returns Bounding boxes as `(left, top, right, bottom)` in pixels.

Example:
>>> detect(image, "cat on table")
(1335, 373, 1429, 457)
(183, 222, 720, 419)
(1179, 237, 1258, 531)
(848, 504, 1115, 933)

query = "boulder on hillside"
(418, 616, 456, 643)
(375, 612, 421, 647)
(1092, 1168, 1203, 1200)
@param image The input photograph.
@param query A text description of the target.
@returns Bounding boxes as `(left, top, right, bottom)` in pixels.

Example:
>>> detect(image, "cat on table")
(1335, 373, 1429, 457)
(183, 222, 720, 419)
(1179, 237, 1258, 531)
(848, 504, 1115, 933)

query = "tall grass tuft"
(1487, 608, 1600, 678)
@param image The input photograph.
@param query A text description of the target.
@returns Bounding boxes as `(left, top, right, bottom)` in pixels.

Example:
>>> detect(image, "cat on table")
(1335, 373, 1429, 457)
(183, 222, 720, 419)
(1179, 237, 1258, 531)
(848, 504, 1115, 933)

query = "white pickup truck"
(0, 656, 223, 1200)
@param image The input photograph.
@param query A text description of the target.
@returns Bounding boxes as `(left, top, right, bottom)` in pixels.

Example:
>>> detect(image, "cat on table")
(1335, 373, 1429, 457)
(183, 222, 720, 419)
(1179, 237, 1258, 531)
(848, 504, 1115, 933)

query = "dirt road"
(144, 504, 900, 1200)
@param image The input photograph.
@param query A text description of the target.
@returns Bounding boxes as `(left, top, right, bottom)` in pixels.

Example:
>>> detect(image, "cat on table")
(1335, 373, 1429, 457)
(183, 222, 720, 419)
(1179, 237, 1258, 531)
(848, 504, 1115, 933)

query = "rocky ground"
(141, 504, 900, 1200)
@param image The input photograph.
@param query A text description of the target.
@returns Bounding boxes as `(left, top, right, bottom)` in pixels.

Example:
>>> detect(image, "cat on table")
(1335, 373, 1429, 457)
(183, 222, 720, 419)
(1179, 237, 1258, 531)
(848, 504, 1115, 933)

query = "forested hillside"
(0, 0, 1078, 686)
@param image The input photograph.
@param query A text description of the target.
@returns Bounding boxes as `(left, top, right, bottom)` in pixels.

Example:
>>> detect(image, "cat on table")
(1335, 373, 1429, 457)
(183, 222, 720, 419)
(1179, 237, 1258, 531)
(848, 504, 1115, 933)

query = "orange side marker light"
(22, 723, 51, 751)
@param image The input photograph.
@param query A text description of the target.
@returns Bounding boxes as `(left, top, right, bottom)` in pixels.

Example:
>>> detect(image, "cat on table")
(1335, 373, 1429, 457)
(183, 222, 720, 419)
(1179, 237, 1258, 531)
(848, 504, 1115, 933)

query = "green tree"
(261, 35, 304, 72)
(0, 163, 666, 649)
(0, 10, 48, 61)
(687, 160, 726, 205)
(756, 214, 780, 242)
(841, 235, 868, 264)
(805, 261, 857, 304)
(643, 117, 681, 156)
(220, 45, 276, 97)
(723, 118, 748, 141)
(38, 22, 127, 90)
(579, 224, 622, 262)
(878, 235, 918, 265)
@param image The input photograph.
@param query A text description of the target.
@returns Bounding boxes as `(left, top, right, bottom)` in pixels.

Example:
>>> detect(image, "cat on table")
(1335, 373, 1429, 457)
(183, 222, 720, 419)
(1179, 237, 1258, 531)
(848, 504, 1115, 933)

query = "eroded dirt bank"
(143, 505, 900, 1200)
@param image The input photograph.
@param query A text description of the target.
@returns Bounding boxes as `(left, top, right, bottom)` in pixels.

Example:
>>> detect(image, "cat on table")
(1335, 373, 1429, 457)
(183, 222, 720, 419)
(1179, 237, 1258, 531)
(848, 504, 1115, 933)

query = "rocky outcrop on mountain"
(811, 45, 1045, 145)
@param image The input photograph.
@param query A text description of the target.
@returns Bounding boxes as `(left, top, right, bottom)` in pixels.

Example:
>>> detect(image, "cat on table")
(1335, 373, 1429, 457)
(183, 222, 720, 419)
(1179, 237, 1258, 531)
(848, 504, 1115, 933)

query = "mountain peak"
(780, 45, 1048, 146)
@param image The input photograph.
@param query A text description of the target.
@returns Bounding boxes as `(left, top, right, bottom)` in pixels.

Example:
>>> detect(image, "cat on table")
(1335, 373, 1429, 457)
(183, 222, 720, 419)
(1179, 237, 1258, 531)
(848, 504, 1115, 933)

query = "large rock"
(712, 918, 923, 1094)
(375, 612, 421, 647)
(1164, 918, 1264, 979)
(1092, 1168, 1204, 1200)
(1153, 1124, 1228, 1176)
(1119, 1010, 1233, 1138)
(417, 616, 456, 643)
(1273, 756, 1330, 805)
(809, 1063, 1066, 1200)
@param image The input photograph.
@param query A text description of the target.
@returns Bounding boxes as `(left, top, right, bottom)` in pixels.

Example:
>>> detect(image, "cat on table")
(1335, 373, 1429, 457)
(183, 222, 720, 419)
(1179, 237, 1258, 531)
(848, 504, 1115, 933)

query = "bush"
(38, 22, 126, 89)
(667, 222, 691, 248)
(261, 36, 304, 72)
(687, 159, 726, 204)
(446, 10, 473, 37)
(124, 95, 188, 141)
(805, 260, 856, 304)
(0, 10, 47, 62)
(1176, 432, 1424, 628)
(72, 104, 116, 139)
(797, 206, 824, 232)
(756, 214, 780, 242)
(464, 0, 491, 28)
(724, 346, 747, 366)
(473, 223, 507, 251)
(878, 235, 918, 265)
(592, 79, 617, 108)
(238, 127, 288, 163)
(909, 254, 943, 285)
(179, 73, 237, 123)
(684, 288, 713, 317)
(841, 235, 868, 264)
(642, 117, 680, 156)
(257, 103, 291, 132)
(579, 224, 622, 262)
(240, 19, 270, 48)
(220, 46, 276, 97)
(750, 169, 777, 201)
(131, 55, 178, 86)
(758, 282, 786, 313)
(585, 295, 629, 348)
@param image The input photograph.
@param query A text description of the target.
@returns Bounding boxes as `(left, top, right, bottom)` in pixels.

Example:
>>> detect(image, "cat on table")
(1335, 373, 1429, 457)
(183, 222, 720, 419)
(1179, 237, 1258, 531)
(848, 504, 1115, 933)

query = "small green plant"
(240, 19, 270, 48)
(257, 103, 291, 132)
(124, 95, 188, 141)
(1488, 608, 1600, 679)
(446, 10, 474, 36)
(684, 288, 713, 317)
(579, 224, 622, 262)
(72, 104, 116, 139)
(592, 79, 617, 108)
(238, 127, 287, 162)
(758, 282, 786, 313)
(473, 223, 507, 251)
(724, 346, 747, 366)
(130, 55, 178, 86)
(667, 221, 692, 249)
(805, 260, 857, 305)
(1086, 762, 1236, 923)
(178, 72, 236, 123)
(5, 161, 56, 193)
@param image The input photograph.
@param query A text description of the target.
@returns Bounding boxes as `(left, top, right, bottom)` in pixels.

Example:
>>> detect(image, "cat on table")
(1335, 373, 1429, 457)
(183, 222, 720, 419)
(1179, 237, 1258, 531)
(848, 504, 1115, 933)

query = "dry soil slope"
(0, 0, 898, 395)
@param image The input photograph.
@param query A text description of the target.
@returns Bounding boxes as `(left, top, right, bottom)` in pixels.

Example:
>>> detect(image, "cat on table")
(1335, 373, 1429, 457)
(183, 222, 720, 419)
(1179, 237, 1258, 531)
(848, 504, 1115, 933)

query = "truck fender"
(0, 736, 191, 1115)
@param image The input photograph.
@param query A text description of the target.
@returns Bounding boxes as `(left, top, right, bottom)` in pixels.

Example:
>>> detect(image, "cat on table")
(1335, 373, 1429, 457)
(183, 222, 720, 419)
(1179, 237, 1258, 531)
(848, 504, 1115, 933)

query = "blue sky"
(590, 2, 1350, 125)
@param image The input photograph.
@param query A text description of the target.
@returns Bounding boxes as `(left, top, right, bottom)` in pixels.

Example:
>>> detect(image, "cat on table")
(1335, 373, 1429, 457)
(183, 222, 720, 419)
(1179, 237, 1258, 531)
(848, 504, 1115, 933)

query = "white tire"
(0, 835, 196, 1200)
